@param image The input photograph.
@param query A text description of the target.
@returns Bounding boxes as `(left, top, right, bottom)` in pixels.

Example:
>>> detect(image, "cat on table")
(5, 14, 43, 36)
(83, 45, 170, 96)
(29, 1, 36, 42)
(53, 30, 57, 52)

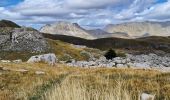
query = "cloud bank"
(0, 0, 170, 29)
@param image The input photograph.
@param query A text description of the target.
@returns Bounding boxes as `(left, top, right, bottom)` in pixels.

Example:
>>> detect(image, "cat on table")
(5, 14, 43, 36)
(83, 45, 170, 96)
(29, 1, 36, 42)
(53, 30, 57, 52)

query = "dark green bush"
(104, 49, 117, 60)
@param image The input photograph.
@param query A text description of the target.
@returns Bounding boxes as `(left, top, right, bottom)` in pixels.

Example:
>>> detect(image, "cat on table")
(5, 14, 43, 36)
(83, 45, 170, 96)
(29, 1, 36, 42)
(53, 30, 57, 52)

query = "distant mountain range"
(40, 21, 131, 39)
(40, 21, 170, 39)
(105, 21, 170, 38)
(0, 19, 170, 54)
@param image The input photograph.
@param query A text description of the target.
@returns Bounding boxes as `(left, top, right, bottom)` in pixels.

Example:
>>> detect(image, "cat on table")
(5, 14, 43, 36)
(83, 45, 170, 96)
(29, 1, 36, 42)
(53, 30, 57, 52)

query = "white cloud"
(66, 0, 132, 9)
(114, 0, 156, 20)
(144, 1, 170, 20)
(1, 0, 170, 29)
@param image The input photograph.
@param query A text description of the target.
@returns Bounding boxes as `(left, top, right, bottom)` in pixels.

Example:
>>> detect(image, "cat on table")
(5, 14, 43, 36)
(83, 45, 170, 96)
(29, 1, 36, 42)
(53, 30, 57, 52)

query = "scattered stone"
(140, 93, 155, 100)
(2, 67, 10, 71)
(15, 69, 29, 73)
(13, 59, 22, 63)
(116, 64, 126, 68)
(0, 60, 11, 63)
(66, 53, 170, 69)
(35, 71, 45, 75)
(70, 44, 86, 49)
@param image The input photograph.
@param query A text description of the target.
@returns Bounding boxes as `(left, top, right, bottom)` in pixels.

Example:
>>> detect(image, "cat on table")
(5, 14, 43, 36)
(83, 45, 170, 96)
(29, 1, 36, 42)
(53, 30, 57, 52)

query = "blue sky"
(0, 0, 170, 29)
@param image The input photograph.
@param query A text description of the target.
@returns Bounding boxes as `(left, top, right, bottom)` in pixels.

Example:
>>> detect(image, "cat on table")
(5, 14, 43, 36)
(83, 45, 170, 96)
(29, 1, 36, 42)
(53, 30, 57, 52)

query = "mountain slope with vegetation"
(43, 34, 170, 53)
(0, 20, 20, 28)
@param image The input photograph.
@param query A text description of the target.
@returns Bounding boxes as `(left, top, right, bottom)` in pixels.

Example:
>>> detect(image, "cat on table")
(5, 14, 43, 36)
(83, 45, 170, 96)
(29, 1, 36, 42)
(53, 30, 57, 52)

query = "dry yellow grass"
(0, 63, 70, 100)
(0, 62, 170, 100)
(42, 68, 170, 100)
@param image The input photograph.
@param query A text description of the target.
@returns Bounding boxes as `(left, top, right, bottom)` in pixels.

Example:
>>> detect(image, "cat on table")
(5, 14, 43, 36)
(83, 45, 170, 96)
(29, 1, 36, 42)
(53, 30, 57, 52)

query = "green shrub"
(59, 54, 73, 62)
(104, 49, 117, 60)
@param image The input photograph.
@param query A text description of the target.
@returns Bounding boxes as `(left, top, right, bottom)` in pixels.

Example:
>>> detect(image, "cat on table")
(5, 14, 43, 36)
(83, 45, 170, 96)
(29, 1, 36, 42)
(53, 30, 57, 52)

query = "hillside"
(43, 34, 170, 53)
(0, 20, 20, 28)
(0, 39, 102, 61)
(105, 21, 170, 38)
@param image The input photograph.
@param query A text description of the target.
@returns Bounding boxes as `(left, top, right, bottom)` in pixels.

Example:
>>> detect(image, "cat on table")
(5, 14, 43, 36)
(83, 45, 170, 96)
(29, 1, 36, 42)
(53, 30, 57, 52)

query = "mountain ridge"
(40, 21, 95, 39)
(105, 21, 170, 38)
(0, 20, 20, 28)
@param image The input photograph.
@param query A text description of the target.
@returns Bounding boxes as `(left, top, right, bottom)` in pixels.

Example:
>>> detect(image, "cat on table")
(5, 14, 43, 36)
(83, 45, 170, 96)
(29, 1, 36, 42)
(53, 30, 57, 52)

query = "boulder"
(35, 71, 45, 75)
(134, 63, 151, 68)
(27, 53, 57, 65)
(116, 64, 126, 68)
(15, 69, 29, 73)
(106, 62, 116, 68)
(114, 57, 123, 64)
(12, 59, 22, 63)
(140, 93, 155, 100)
(0, 60, 11, 63)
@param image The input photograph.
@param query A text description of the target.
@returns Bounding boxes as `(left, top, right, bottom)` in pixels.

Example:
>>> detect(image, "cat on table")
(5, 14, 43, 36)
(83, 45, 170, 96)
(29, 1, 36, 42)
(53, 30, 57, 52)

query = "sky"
(0, 0, 170, 29)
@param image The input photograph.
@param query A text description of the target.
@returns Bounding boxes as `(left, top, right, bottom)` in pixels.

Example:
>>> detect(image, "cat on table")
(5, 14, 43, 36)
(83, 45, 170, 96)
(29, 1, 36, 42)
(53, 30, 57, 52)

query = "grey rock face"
(0, 27, 49, 52)
(27, 53, 57, 65)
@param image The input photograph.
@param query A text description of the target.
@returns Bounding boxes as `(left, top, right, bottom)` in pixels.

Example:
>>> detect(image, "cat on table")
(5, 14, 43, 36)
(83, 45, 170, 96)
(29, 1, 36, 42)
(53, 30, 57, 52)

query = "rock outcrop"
(0, 27, 49, 52)
(27, 53, 57, 65)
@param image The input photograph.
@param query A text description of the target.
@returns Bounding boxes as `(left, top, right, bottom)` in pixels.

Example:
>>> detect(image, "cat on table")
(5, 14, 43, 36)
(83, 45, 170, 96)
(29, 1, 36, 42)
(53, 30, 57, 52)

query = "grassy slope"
(0, 63, 170, 100)
(0, 39, 102, 61)
(44, 69, 170, 100)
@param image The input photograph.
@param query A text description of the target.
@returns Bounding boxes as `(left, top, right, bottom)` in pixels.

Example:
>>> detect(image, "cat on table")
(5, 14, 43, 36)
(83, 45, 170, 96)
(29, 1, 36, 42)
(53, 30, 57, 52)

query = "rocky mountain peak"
(40, 21, 95, 39)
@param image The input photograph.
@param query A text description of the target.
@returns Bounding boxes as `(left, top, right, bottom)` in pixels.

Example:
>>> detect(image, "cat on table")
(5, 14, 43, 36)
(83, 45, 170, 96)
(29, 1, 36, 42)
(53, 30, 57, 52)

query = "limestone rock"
(15, 69, 29, 73)
(0, 60, 11, 63)
(116, 64, 126, 68)
(12, 59, 22, 63)
(35, 71, 45, 75)
(27, 53, 57, 65)
(140, 93, 155, 100)
(0, 27, 49, 52)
